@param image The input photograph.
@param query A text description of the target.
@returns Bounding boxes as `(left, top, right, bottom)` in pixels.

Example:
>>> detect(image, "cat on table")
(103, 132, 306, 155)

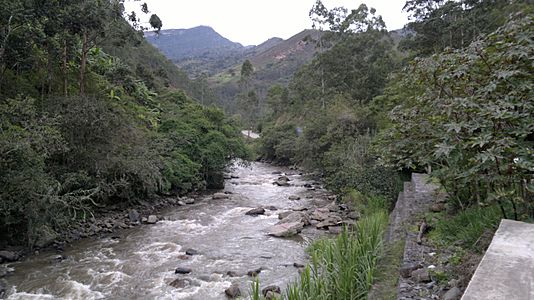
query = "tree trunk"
(79, 30, 88, 96)
(63, 39, 68, 97)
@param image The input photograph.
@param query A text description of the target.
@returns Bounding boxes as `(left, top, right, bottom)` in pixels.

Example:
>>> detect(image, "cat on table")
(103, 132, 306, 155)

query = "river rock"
(212, 193, 230, 200)
(128, 209, 140, 223)
(246, 207, 265, 216)
(175, 267, 192, 274)
(225, 283, 241, 298)
(273, 176, 290, 186)
(247, 267, 263, 277)
(262, 285, 281, 297)
(288, 195, 301, 200)
(315, 215, 342, 229)
(292, 206, 307, 211)
(184, 198, 195, 204)
(185, 249, 199, 256)
(268, 221, 304, 237)
(0, 251, 19, 262)
(177, 201, 186, 206)
(278, 211, 292, 219)
(147, 215, 158, 224)
(226, 271, 239, 277)
(443, 287, 462, 300)
(141, 217, 148, 223)
(328, 226, 343, 234)
(293, 262, 305, 268)
(310, 208, 330, 221)
(169, 278, 192, 289)
(347, 211, 360, 220)
(277, 212, 309, 226)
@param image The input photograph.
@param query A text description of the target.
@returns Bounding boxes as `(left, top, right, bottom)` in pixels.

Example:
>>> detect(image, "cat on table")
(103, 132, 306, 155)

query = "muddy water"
(4, 162, 331, 299)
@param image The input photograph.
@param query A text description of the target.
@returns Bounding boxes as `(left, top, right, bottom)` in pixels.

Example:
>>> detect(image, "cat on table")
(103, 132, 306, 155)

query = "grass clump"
(428, 205, 503, 251)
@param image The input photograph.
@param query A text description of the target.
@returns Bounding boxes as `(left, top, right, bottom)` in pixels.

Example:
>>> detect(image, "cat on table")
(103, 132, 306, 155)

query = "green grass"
(249, 209, 388, 300)
(428, 205, 503, 251)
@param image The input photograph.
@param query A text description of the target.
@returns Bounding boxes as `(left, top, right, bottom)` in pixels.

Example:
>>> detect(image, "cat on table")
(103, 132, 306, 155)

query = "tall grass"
(249, 196, 388, 300)
(429, 205, 503, 251)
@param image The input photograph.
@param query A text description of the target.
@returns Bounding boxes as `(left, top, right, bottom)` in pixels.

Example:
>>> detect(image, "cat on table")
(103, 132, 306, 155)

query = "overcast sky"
(125, 0, 410, 46)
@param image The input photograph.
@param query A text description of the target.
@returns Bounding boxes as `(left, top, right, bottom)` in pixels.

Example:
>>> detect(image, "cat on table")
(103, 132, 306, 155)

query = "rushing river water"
(4, 162, 332, 299)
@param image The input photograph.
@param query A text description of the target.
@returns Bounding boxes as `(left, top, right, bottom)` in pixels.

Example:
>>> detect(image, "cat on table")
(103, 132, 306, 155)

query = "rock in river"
(212, 193, 229, 200)
(268, 221, 304, 237)
(225, 283, 241, 298)
(273, 176, 290, 186)
(169, 278, 192, 289)
(185, 249, 199, 256)
(147, 215, 158, 224)
(262, 285, 281, 296)
(175, 267, 192, 274)
(246, 207, 266, 216)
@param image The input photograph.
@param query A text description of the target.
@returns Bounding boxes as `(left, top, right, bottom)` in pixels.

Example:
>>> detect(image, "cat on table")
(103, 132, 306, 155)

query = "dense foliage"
(257, 0, 533, 217)
(257, 3, 403, 202)
(376, 14, 533, 219)
(0, 0, 249, 246)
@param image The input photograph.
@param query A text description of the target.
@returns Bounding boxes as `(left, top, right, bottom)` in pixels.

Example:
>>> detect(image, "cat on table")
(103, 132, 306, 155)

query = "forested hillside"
(0, 0, 249, 247)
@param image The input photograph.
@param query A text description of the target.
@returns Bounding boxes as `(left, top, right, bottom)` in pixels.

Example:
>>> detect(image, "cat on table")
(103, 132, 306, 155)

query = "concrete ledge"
(462, 219, 534, 300)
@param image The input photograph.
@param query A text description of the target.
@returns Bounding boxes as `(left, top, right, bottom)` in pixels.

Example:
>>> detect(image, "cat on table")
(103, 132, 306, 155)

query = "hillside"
(0, 2, 249, 246)
(145, 26, 247, 77)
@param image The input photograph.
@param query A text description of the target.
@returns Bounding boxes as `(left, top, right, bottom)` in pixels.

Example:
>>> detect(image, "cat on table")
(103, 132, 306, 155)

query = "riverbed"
(3, 162, 333, 299)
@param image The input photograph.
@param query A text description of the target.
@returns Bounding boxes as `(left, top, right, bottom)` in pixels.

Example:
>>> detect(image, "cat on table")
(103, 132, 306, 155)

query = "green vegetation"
(428, 205, 503, 251)
(250, 196, 388, 300)
(376, 14, 533, 220)
(0, 0, 249, 247)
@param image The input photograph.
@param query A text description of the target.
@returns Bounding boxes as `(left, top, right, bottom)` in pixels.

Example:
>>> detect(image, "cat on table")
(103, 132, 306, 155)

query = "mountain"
(145, 26, 247, 77)
(144, 26, 323, 112)
(209, 29, 322, 113)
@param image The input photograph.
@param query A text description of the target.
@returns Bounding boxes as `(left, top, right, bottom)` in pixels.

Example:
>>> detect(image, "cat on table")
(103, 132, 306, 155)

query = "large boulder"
(246, 207, 265, 216)
(268, 222, 304, 237)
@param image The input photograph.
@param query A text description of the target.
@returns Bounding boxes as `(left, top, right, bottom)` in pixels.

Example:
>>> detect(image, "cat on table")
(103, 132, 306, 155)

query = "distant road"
(241, 130, 260, 139)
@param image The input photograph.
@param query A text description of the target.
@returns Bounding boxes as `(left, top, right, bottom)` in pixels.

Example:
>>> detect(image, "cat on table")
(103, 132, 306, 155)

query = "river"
(3, 162, 332, 299)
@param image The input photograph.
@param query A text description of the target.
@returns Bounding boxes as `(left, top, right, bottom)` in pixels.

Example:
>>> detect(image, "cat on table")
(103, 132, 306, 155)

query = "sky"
(125, 0, 410, 46)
